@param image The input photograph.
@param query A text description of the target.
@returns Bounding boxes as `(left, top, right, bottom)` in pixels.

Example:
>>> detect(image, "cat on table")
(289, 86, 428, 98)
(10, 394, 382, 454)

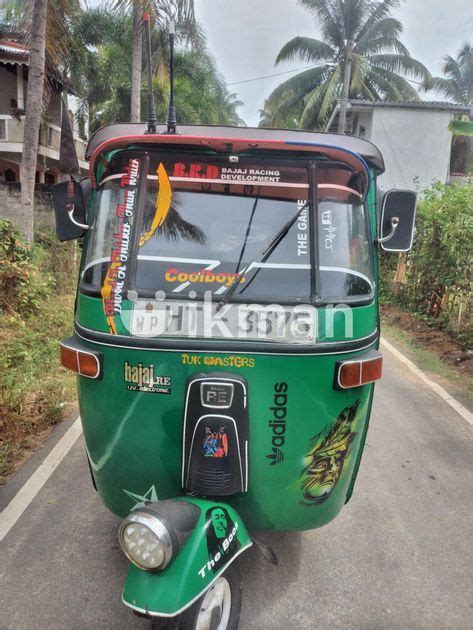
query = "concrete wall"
(0, 183, 55, 231)
(369, 107, 455, 192)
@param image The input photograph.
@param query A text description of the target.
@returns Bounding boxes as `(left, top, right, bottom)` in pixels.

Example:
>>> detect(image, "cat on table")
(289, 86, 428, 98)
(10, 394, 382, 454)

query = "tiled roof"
(0, 40, 29, 64)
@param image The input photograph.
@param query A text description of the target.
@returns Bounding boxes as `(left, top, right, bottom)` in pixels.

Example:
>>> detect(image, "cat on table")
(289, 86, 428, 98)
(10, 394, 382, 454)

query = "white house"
(0, 39, 88, 229)
(327, 100, 471, 192)
(0, 40, 88, 185)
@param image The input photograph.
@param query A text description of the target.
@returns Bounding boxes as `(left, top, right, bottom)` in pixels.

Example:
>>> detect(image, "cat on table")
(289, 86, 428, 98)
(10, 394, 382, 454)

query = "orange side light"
(337, 354, 383, 389)
(60, 343, 101, 379)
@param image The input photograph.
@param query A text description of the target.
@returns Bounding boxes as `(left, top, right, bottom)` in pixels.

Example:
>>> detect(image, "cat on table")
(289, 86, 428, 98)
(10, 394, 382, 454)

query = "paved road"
(1, 347, 472, 630)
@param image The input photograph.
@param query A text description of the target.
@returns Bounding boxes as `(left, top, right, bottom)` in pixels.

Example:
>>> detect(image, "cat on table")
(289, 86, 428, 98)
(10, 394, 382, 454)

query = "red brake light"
(337, 352, 383, 389)
(60, 342, 101, 379)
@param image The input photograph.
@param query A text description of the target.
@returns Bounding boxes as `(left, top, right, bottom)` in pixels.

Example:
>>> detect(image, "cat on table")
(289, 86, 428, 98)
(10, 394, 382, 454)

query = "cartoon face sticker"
(300, 400, 360, 505)
(211, 508, 227, 539)
(205, 506, 240, 573)
(202, 426, 228, 458)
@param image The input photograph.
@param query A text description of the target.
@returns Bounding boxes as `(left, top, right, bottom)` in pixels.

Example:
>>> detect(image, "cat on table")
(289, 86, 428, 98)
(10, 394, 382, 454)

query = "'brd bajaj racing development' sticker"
(101, 158, 141, 334)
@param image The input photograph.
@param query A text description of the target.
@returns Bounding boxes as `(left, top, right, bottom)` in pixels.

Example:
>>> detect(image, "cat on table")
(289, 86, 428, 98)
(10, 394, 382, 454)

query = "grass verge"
(0, 222, 78, 482)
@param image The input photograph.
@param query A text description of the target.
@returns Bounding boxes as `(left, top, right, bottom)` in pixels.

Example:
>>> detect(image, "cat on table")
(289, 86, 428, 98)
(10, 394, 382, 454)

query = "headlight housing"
(118, 500, 201, 572)
(118, 509, 173, 571)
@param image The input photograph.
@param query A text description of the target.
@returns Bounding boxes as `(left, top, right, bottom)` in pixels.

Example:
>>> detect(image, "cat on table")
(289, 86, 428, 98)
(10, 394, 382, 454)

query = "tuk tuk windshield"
(82, 153, 373, 305)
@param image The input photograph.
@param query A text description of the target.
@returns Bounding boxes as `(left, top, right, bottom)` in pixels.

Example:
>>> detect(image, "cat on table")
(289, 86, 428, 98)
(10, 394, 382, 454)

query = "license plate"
(126, 300, 316, 344)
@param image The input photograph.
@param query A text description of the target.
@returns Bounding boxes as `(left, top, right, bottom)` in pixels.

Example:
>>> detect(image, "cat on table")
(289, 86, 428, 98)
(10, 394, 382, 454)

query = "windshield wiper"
(217, 200, 310, 310)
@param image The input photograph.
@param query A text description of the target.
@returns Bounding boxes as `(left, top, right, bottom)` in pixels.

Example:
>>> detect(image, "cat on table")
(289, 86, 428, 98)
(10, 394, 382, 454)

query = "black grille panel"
(197, 469, 233, 493)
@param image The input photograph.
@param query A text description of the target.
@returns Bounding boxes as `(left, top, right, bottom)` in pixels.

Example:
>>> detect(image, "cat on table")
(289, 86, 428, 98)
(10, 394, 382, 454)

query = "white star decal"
(123, 485, 159, 509)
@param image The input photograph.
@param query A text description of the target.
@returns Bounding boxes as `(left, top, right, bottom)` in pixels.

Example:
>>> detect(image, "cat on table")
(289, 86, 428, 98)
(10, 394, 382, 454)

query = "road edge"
(0, 417, 83, 542)
(381, 337, 473, 426)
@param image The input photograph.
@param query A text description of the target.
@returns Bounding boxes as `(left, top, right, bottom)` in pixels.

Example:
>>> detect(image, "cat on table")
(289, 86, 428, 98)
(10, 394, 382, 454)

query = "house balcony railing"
(0, 114, 88, 165)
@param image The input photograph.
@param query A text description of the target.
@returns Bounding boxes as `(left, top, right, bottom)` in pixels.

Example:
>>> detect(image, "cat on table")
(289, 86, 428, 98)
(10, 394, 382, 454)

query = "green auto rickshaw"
(53, 120, 416, 629)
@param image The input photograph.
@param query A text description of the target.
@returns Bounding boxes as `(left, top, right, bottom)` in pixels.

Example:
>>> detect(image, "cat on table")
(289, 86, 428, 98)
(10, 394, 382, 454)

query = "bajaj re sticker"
(266, 382, 288, 465)
(101, 158, 140, 335)
(124, 361, 171, 394)
(198, 507, 241, 578)
(300, 400, 360, 505)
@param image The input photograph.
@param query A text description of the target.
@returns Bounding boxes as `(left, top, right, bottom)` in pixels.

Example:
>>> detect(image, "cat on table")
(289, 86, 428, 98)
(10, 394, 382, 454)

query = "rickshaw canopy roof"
(85, 124, 385, 186)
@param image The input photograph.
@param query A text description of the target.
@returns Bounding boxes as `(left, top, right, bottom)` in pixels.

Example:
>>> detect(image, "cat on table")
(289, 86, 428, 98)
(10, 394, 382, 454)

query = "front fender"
(122, 497, 252, 618)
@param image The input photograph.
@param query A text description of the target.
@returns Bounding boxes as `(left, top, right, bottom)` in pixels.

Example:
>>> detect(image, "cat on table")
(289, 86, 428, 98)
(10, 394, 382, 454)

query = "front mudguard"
(122, 497, 252, 618)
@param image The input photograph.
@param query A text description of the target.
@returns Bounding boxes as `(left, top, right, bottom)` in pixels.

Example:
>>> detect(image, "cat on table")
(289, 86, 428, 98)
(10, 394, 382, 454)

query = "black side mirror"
(52, 180, 89, 241)
(378, 189, 416, 252)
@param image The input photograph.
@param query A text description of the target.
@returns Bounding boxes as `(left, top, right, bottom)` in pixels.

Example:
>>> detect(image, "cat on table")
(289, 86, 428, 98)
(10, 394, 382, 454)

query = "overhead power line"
(227, 67, 314, 86)
(227, 67, 427, 89)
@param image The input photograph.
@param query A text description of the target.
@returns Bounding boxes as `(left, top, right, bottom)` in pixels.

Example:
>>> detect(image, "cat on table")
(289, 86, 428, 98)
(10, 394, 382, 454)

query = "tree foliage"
(73, 5, 243, 132)
(0, 0, 244, 132)
(426, 43, 473, 105)
(380, 182, 473, 345)
(262, 0, 431, 130)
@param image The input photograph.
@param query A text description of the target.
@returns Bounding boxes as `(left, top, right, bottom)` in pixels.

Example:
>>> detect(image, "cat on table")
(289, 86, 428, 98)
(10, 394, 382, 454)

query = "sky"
(84, 0, 473, 126)
(194, 0, 473, 125)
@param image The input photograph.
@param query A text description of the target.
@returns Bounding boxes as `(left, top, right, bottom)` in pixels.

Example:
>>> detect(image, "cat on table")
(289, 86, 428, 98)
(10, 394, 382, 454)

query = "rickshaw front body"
(70, 125, 383, 533)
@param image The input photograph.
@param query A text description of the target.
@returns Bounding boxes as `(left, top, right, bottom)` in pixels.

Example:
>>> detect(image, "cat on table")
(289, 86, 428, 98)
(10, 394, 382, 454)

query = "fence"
(0, 182, 55, 231)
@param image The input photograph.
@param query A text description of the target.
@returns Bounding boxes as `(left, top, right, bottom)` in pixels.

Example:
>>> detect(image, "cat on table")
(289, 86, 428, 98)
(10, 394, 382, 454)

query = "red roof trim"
(0, 40, 29, 51)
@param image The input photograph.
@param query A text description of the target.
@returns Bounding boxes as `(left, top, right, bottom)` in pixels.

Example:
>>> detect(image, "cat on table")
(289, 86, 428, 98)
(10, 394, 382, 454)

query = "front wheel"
(151, 562, 243, 630)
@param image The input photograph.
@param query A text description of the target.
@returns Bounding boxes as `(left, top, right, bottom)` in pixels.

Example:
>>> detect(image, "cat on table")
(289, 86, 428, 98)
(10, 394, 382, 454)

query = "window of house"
(4, 169, 16, 182)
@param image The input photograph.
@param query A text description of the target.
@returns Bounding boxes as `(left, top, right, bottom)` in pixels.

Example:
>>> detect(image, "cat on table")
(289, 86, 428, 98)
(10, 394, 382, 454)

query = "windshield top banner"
(164, 159, 308, 189)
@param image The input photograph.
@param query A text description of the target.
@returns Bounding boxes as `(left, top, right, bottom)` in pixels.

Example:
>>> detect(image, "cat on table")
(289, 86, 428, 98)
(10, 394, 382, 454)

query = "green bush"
(380, 181, 473, 346)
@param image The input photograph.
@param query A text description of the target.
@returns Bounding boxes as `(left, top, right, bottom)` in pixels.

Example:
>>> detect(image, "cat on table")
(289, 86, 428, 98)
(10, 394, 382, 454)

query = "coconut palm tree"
(19, 0, 47, 244)
(112, 0, 198, 123)
(426, 43, 473, 176)
(264, 0, 431, 132)
(427, 43, 473, 105)
(162, 49, 244, 125)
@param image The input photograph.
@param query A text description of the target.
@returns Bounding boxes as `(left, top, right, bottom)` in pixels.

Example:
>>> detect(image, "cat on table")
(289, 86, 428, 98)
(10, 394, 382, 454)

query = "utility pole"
(337, 39, 354, 134)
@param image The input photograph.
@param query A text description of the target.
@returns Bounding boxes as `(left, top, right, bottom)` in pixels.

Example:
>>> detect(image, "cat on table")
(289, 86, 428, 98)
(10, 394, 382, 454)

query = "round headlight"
(118, 510, 173, 571)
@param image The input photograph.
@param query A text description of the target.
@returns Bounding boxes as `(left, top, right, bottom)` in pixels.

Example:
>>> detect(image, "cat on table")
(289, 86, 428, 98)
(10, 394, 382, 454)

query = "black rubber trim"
(74, 322, 379, 355)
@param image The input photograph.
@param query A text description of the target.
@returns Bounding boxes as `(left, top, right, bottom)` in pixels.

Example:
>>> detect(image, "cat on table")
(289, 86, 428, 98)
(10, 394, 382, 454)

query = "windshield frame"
(80, 149, 375, 307)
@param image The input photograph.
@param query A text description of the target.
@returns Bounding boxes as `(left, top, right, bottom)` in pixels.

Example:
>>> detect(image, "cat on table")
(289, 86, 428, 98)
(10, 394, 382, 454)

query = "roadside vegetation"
(0, 1, 243, 480)
(380, 181, 473, 349)
(0, 221, 77, 481)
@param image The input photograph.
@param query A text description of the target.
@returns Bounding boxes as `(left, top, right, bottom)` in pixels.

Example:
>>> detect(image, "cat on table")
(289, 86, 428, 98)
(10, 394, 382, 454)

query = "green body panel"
(78, 337, 376, 531)
(122, 497, 252, 617)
